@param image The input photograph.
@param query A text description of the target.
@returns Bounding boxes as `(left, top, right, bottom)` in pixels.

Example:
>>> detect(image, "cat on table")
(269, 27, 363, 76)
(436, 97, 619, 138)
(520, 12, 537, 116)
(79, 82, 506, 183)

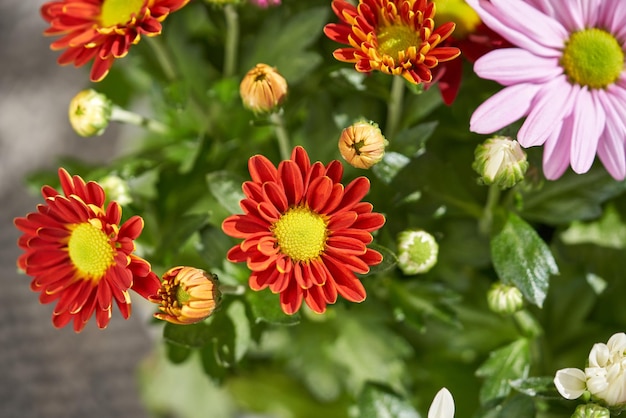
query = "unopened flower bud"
(473, 136, 528, 189)
(572, 404, 610, 418)
(68, 89, 112, 137)
(240, 63, 287, 114)
(99, 175, 132, 206)
(487, 282, 524, 315)
(152, 266, 221, 325)
(338, 121, 388, 169)
(397, 230, 438, 275)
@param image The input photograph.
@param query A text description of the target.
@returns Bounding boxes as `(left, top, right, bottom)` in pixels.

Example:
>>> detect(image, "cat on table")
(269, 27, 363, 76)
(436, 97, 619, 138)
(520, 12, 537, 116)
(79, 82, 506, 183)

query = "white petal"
(428, 388, 455, 418)
(467, 0, 566, 57)
(588, 343, 610, 368)
(474, 49, 562, 86)
(607, 333, 626, 353)
(570, 88, 605, 174)
(470, 83, 542, 134)
(542, 119, 571, 180)
(554, 368, 587, 399)
(518, 76, 573, 147)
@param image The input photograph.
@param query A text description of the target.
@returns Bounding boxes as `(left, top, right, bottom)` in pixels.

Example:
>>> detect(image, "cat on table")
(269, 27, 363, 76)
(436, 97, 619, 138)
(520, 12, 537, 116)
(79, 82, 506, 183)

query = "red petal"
(249, 154, 278, 184)
(278, 160, 305, 206)
(280, 281, 303, 315)
(325, 259, 366, 302)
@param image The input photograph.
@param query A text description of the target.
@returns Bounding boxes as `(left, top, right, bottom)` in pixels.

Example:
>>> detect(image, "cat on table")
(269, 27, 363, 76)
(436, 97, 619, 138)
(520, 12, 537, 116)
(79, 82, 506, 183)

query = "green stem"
(385, 76, 406, 139)
(223, 4, 240, 78)
(270, 111, 291, 160)
(111, 106, 168, 134)
(479, 184, 501, 236)
(145, 37, 177, 82)
(219, 284, 245, 295)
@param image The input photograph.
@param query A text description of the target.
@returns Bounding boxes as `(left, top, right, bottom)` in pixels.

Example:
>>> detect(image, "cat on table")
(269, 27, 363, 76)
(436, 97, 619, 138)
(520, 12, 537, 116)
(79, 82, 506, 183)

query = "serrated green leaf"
(163, 322, 213, 348)
(372, 152, 411, 184)
(241, 7, 329, 84)
(491, 212, 558, 307)
(245, 290, 301, 326)
(207, 171, 246, 214)
(476, 339, 531, 405)
(357, 384, 421, 418)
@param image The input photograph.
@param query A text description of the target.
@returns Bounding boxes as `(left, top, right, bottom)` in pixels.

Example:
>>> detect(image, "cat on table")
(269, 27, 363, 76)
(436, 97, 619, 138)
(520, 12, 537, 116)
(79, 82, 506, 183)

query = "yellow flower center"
(100, 0, 146, 28)
(434, 0, 481, 38)
(561, 28, 624, 89)
(176, 286, 191, 305)
(377, 24, 421, 58)
(272, 206, 328, 262)
(68, 222, 115, 279)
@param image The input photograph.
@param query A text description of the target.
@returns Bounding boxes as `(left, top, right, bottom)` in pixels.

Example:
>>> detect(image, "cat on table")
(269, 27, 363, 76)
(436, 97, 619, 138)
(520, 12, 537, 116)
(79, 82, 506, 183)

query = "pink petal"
(570, 88, 605, 174)
(518, 76, 574, 147)
(542, 119, 572, 180)
(467, 0, 566, 57)
(474, 49, 562, 86)
(470, 83, 542, 134)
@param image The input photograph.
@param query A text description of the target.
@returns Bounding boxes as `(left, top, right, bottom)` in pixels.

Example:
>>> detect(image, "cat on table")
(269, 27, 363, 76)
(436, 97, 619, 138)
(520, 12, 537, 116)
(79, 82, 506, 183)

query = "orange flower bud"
(152, 266, 221, 325)
(240, 63, 288, 114)
(338, 121, 387, 169)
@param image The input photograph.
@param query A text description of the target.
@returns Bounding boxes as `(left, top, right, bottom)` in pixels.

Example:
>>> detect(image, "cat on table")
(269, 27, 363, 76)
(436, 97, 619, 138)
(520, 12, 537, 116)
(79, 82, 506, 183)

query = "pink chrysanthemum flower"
(467, 0, 626, 180)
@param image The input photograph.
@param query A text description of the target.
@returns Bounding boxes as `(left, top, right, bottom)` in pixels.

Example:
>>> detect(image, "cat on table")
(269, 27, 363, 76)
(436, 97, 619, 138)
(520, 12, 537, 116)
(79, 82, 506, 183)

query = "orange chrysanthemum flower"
(14, 168, 161, 332)
(41, 0, 190, 82)
(323, 0, 461, 84)
(222, 146, 386, 315)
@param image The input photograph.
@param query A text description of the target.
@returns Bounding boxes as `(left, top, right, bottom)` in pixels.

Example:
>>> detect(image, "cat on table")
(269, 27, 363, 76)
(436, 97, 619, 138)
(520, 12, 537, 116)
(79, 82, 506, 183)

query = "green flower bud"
(487, 282, 524, 315)
(572, 403, 610, 418)
(68, 89, 112, 137)
(99, 175, 132, 206)
(397, 230, 438, 275)
(473, 136, 528, 189)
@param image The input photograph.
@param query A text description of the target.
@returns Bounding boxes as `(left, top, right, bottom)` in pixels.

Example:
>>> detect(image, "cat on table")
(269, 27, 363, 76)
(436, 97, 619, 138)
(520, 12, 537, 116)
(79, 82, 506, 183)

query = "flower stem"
(219, 284, 245, 295)
(111, 106, 168, 134)
(145, 37, 177, 82)
(385, 76, 406, 139)
(270, 111, 291, 160)
(479, 184, 501, 236)
(223, 4, 240, 78)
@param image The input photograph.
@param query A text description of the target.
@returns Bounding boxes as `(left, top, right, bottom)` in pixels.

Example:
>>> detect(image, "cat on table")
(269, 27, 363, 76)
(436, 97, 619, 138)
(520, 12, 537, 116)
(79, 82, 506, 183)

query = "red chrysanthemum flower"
(323, 0, 461, 84)
(222, 146, 386, 315)
(14, 168, 161, 332)
(41, 0, 190, 82)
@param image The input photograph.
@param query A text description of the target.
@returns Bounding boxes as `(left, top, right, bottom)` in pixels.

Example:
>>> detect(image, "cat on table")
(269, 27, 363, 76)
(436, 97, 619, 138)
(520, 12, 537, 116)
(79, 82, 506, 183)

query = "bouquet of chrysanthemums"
(15, 0, 626, 416)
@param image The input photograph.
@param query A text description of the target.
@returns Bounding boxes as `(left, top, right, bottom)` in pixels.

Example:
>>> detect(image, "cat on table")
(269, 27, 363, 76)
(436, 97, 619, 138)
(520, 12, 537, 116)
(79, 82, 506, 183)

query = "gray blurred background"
(0, 1, 154, 416)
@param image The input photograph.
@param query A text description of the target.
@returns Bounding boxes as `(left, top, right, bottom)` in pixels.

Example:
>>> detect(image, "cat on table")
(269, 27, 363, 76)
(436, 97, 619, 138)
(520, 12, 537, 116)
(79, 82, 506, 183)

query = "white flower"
(428, 388, 455, 418)
(554, 332, 626, 406)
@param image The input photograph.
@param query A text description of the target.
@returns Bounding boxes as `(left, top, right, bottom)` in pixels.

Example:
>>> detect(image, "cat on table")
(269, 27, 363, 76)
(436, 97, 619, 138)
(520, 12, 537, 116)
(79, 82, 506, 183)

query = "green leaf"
(164, 341, 192, 364)
(560, 204, 626, 249)
(206, 171, 246, 214)
(367, 244, 398, 275)
(509, 376, 560, 398)
(225, 300, 251, 363)
(245, 289, 301, 326)
(490, 212, 558, 307)
(519, 167, 626, 224)
(476, 339, 531, 405)
(241, 7, 329, 84)
(163, 322, 213, 349)
(357, 384, 421, 418)
(372, 152, 411, 185)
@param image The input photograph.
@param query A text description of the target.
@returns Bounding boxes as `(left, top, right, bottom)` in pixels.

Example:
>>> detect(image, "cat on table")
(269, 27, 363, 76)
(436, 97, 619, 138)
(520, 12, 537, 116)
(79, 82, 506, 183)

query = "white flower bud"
(473, 136, 528, 189)
(487, 282, 524, 315)
(68, 89, 112, 137)
(397, 230, 438, 275)
(428, 388, 455, 418)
